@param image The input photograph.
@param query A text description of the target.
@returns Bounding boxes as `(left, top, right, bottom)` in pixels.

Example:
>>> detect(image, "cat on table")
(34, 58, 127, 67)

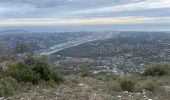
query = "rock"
(162, 86, 170, 90)
(135, 92, 141, 95)
(79, 83, 85, 86)
(0, 97, 4, 100)
(78, 83, 88, 88)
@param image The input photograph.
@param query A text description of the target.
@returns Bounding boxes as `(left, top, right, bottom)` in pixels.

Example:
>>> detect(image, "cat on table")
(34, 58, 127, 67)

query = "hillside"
(54, 32, 170, 58)
(0, 31, 114, 53)
(52, 32, 170, 74)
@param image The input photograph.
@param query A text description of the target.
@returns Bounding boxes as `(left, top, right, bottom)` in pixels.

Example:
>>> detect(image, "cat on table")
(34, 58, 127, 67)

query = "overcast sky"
(0, 0, 170, 32)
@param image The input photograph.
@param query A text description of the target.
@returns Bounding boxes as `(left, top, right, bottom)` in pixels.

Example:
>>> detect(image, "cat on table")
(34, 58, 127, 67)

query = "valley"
(1, 31, 170, 75)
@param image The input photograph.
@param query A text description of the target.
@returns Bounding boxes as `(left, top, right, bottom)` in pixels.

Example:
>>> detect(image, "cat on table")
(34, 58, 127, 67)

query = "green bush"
(33, 56, 63, 83)
(4, 56, 63, 84)
(71, 78, 80, 84)
(50, 71, 63, 83)
(33, 56, 52, 81)
(5, 55, 63, 83)
(143, 63, 170, 76)
(6, 62, 40, 84)
(9, 67, 40, 83)
(33, 62, 51, 81)
(45, 79, 55, 87)
(120, 77, 135, 92)
(96, 73, 118, 82)
(0, 77, 18, 97)
(144, 80, 160, 92)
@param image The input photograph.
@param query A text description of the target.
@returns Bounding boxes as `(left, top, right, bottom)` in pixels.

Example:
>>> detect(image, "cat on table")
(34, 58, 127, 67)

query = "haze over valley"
(1, 30, 170, 75)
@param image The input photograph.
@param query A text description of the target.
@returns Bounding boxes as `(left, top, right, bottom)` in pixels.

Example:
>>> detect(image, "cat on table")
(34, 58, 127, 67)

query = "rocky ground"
(5, 76, 170, 100)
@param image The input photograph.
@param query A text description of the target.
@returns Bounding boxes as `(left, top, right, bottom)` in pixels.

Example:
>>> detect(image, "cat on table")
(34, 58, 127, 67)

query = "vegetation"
(5, 62, 41, 84)
(120, 76, 135, 92)
(143, 80, 160, 92)
(33, 56, 62, 82)
(0, 77, 18, 97)
(0, 43, 63, 97)
(2, 52, 63, 84)
(1, 43, 170, 99)
(143, 63, 170, 76)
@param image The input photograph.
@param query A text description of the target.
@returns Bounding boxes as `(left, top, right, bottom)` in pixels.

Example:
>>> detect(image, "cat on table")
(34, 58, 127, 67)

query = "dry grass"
(4, 75, 170, 100)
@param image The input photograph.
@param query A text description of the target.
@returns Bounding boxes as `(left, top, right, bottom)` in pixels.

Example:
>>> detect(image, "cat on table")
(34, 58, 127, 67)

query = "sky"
(0, 0, 170, 32)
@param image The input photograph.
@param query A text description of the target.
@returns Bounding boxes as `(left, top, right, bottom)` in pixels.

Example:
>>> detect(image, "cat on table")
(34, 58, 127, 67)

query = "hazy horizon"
(0, 24, 170, 32)
(0, 0, 170, 31)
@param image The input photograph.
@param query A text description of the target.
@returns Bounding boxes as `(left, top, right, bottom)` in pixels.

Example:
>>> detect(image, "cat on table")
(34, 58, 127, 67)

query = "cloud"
(0, 0, 139, 8)
(70, 0, 170, 15)
(1, 16, 170, 26)
(0, 0, 155, 19)
(0, 8, 5, 13)
(0, 0, 170, 31)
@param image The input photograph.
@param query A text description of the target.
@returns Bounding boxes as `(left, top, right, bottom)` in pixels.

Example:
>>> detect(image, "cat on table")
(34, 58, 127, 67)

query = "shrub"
(143, 79, 161, 92)
(80, 66, 94, 77)
(46, 79, 55, 87)
(33, 62, 51, 81)
(0, 77, 18, 97)
(96, 73, 118, 82)
(143, 63, 170, 76)
(33, 56, 63, 83)
(5, 62, 40, 84)
(49, 70, 63, 83)
(120, 77, 135, 92)
(33, 56, 53, 81)
(71, 78, 80, 84)
(9, 67, 40, 83)
(5, 56, 63, 84)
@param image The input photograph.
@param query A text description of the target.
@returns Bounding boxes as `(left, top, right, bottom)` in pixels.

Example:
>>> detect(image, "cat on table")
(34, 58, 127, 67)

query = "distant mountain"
(0, 30, 30, 34)
(0, 31, 116, 52)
